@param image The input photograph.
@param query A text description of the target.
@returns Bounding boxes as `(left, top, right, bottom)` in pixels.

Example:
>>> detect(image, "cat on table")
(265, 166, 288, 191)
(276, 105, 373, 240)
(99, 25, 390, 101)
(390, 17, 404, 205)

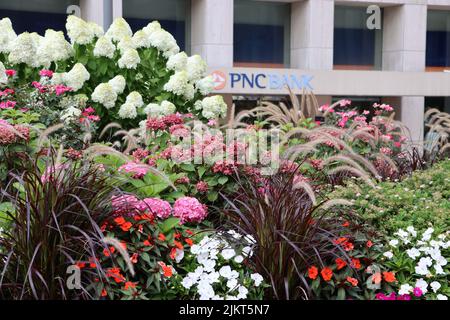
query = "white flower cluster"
(181, 230, 262, 300)
(105, 18, 132, 43)
(94, 36, 116, 58)
(108, 75, 126, 94)
(37, 29, 73, 67)
(118, 91, 144, 119)
(0, 62, 7, 84)
(144, 100, 176, 117)
(60, 106, 82, 124)
(384, 226, 449, 300)
(66, 15, 103, 45)
(186, 55, 208, 82)
(62, 63, 90, 91)
(163, 70, 190, 96)
(118, 48, 140, 69)
(92, 83, 118, 109)
(8, 32, 41, 67)
(146, 23, 179, 58)
(166, 52, 188, 72)
(0, 18, 17, 54)
(194, 95, 227, 120)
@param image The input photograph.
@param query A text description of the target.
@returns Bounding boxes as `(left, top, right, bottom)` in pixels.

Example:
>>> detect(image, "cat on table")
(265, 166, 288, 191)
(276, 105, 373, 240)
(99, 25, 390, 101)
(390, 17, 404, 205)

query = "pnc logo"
(211, 71, 227, 90)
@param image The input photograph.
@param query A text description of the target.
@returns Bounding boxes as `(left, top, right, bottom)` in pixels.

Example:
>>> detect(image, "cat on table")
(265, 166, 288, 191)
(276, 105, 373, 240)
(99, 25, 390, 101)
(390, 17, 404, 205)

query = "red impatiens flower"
(366, 240, 373, 248)
(185, 238, 194, 246)
(321, 267, 333, 281)
(371, 272, 382, 285)
(382, 271, 396, 283)
(101, 289, 107, 297)
(308, 266, 318, 280)
(343, 242, 354, 251)
(342, 221, 350, 227)
(120, 221, 132, 232)
(346, 277, 358, 287)
(123, 281, 137, 290)
(158, 233, 166, 241)
(143, 239, 152, 246)
(174, 240, 183, 250)
(103, 246, 115, 257)
(335, 258, 347, 270)
(131, 253, 139, 264)
(158, 262, 173, 278)
(114, 216, 126, 225)
(75, 261, 86, 269)
(351, 258, 361, 269)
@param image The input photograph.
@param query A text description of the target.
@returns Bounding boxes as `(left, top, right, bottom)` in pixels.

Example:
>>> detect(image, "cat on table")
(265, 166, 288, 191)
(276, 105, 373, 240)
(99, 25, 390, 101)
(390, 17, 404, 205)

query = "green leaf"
(337, 288, 346, 300)
(218, 176, 229, 185)
(160, 217, 181, 233)
(207, 191, 218, 202)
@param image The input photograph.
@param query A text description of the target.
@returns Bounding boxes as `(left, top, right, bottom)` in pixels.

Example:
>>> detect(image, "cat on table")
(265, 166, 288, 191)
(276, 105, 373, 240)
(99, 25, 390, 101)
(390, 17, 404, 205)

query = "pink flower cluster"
(0, 100, 16, 109)
(118, 162, 150, 179)
(137, 198, 172, 219)
(111, 195, 141, 216)
(132, 148, 149, 162)
(146, 113, 186, 131)
(41, 163, 69, 184)
(212, 160, 236, 176)
(0, 120, 30, 145)
(375, 292, 411, 301)
(195, 181, 208, 193)
(5, 69, 16, 77)
(173, 197, 208, 224)
(79, 107, 100, 123)
(32, 80, 71, 96)
(39, 69, 54, 78)
(0, 88, 14, 97)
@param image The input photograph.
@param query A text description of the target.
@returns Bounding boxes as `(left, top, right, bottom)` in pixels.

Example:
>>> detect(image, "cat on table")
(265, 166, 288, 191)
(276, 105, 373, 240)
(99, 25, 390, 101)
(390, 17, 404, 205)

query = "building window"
(426, 10, 450, 70)
(0, 0, 79, 35)
(234, 0, 290, 68)
(334, 6, 382, 70)
(123, 0, 190, 52)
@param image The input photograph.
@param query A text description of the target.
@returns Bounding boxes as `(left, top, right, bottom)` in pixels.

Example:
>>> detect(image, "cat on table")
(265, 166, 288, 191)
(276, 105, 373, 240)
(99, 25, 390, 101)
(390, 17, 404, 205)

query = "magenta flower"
(413, 287, 423, 297)
(173, 197, 208, 224)
(137, 198, 172, 219)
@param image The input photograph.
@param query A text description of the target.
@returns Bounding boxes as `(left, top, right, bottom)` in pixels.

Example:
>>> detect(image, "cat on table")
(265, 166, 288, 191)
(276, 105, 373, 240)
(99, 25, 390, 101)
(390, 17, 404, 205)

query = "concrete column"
(79, 0, 105, 27)
(190, 0, 233, 68)
(112, 0, 122, 19)
(382, 4, 427, 143)
(290, 0, 334, 70)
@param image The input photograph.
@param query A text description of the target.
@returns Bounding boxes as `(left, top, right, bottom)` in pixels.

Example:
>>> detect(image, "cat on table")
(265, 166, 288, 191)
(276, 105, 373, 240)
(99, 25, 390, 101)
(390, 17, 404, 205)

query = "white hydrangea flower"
(108, 75, 126, 94)
(63, 63, 90, 91)
(60, 106, 82, 123)
(117, 35, 136, 54)
(66, 15, 95, 45)
(51, 72, 65, 85)
(196, 75, 215, 96)
(0, 62, 7, 84)
(250, 273, 264, 287)
(8, 32, 39, 66)
(148, 29, 179, 57)
(118, 102, 137, 119)
(87, 22, 104, 38)
(398, 284, 413, 295)
(93, 36, 116, 58)
(132, 30, 151, 49)
(197, 95, 228, 119)
(166, 52, 188, 71)
(144, 101, 176, 117)
(29, 32, 45, 67)
(118, 48, 140, 69)
(186, 55, 207, 82)
(430, 281, 441, 293)
(183, 83, 195, 101)
(105, 17, 132, 43)
(92, 83, 118, 109)
(142, 21, 161, 36)
(221, 249, 236, 260)
(37, 29, 73, 67)
(163, 70, 189, 96)
(125, 91, 144, 108)
(0, 18, 17, 54)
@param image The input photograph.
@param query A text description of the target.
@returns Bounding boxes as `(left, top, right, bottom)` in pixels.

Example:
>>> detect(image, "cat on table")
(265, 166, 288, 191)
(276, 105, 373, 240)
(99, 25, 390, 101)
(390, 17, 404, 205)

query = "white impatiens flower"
(430, 281, 441, 293)
(181, 277, 194, 289)
(196, 95, 228, 119)
(37, 29, 73, 67)
(406, 226, 417, 237)
(92, 83, 118, 109)
(250, 273, 264, 287)
(164, 70, 189, 96)
(125, 91, 144, 108)
(105, 17, 132, 43)
(166, 52, 188, 71)
(186, 54, 207, 82)
(118, 102, 137, 119)
(118, 48, 140, 69)
(63, 63, 90, 91)
(415, 278, 428, 294)
(108, 75, 126, 94)
(237, 286, 249, 299)
(398, 284, 413, 295)
(219, 265, 232, 279)
(234, 255, 244, 263)
(8, 32, 39, 66)
(383, 251, 394, 259)
(437, 294, 448, 300)
(94, 36, 116, 58)
(0, 18, 17, 54)
(66, 15, 95, 45)
(0, 62, 7, 84)
(221, 249, 236, 260)
(132, 30, 151, 49)
(406, 248, 421, 259)
(226, 278, 238, 290)
(196, 75, 215, 96)
(389, 239, 399, 247)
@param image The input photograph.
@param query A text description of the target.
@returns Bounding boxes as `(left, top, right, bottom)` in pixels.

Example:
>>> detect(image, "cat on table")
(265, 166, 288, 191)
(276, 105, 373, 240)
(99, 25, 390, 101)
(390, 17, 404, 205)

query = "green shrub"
(331, 159, 450, 235)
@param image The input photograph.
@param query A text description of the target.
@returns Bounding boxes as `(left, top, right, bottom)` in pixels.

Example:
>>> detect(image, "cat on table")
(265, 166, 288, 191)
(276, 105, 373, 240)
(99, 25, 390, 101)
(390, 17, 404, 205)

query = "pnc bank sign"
(211, 69, 314, 93)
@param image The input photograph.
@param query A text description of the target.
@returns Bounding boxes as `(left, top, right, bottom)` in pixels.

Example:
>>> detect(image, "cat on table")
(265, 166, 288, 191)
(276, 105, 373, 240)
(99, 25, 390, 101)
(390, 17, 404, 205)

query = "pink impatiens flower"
(39, 69, 54, 78)
(173, 197, 208, 224)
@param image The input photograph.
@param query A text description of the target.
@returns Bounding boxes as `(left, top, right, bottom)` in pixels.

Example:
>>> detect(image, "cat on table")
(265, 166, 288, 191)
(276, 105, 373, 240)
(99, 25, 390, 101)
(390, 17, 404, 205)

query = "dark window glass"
(426, 11, 450, 67)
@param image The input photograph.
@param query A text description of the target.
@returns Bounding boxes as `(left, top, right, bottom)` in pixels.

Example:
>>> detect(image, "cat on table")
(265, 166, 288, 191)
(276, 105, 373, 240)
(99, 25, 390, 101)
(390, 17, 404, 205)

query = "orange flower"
(158, 262, 173, 278)
(342, 221, 350, 227)
(120, 241, 127, 250)
(103, 246, 115, 257)
(114, 216, 126, 225)
(366, 240, 373, 248)
(89, 257, 98, 268)
(106, 268, 126, 283)
(346, 277, 358, 287)
(101, 289, 107, 297)
(351, 258, 361, 269)
(131, 253, 139, 264)
(75, 261, 86, 269)
(321, 267, 333, 281)
(123, 281, 137, 290)
(335, 258, 347, 270)
(334, 237, 348, 245)
(120, 221, 132, 232)
(371, 272, 382, 284)
(308, 266, 318, 280)
(174, 233, 181, 239)
(138, 224, 143, 233)
(185, 229, 193, 235)
(185, 238, 194, 246)
(143, 239, 152, 246)
(158, 233, 166, 241)
(170, 247, 177, 260)
(383, 271, 396, 283)
(174, 240, 183, 250)
(343, 242, 354, 251)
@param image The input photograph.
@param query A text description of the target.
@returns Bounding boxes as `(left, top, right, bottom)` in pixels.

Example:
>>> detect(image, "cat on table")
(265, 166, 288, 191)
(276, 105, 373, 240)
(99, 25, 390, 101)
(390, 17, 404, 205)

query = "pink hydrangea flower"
(118, 162, 149, 179)
(196, 181, 209, 193)
(173, 197, 208, 224)
(175, 176, 190, 184)
(111, 195, 141, 216)
(169, 124, 190, 138)
(137, 198, 172, 219)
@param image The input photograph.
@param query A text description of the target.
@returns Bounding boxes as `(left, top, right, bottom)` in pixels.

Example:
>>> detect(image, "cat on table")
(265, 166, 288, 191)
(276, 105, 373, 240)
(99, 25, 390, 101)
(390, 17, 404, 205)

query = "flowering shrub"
(0, 16, 223, 129)
(168, 230, 266, 300)
(377, 226, 449, 300)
